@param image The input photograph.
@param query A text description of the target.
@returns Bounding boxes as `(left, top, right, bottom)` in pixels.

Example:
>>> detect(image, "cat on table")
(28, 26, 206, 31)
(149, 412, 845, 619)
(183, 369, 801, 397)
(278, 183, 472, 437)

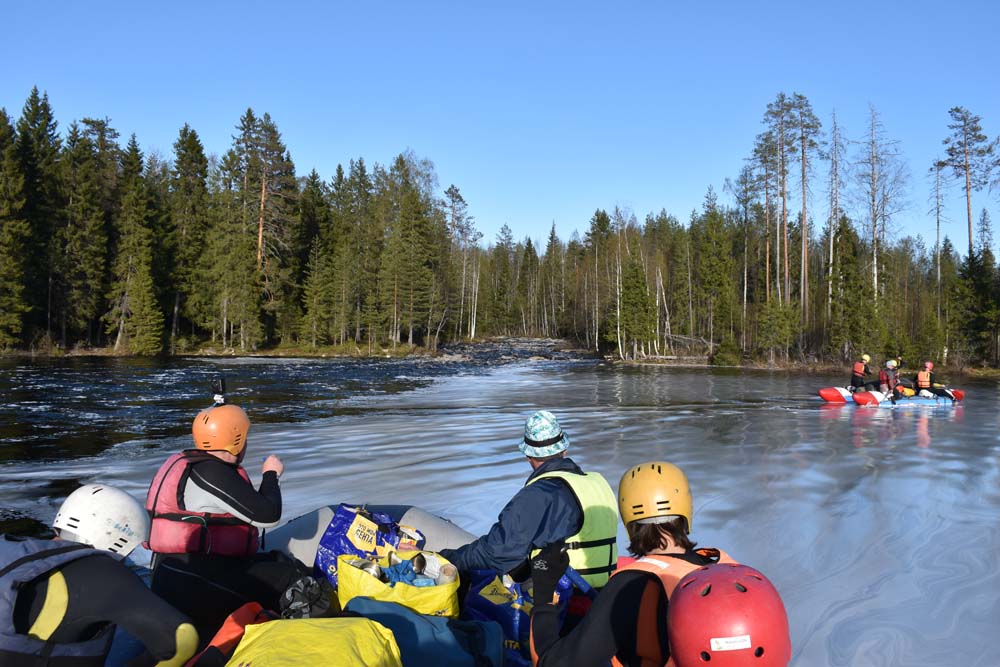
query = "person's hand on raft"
(262, 454, 284, 477)
(530, 540, 568, 606)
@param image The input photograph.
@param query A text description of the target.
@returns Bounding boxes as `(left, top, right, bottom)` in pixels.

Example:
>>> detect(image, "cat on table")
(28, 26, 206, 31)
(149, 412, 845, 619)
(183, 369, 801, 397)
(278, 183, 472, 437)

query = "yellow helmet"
(861, 354, 871, 363)
(618, 461, 693, 534)
(192, 404, 250, 456)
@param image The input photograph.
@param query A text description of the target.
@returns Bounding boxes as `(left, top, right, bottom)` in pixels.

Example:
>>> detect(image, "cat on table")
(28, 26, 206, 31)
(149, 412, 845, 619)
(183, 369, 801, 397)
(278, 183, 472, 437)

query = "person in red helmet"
(914, 361, 956, 402)
(528, 462, 789, 667)
(146, 382, 330, 646)
(668, 563, 791, 667)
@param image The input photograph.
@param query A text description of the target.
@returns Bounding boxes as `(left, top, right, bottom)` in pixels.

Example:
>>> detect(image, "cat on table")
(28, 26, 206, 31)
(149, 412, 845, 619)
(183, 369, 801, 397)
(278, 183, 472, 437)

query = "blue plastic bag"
(314, 504, 423, 588)
(460, 569, 574, 667)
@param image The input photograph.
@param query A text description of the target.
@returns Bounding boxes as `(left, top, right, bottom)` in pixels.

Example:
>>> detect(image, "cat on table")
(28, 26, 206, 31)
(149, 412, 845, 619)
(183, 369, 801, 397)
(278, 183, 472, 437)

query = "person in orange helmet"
(528, 461, 792, 667)
(145, 379, 329, 645)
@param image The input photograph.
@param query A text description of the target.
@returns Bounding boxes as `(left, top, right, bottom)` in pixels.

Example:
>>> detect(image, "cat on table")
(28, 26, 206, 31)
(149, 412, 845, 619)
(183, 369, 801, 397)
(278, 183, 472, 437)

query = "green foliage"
(106, 157, 164, 355)
(3, 86, 999, 369)
(0, 109, 29, 347)
(712, 336, 741, 366)
(57, 124, 108, 343)
(756, 300, 798, 359)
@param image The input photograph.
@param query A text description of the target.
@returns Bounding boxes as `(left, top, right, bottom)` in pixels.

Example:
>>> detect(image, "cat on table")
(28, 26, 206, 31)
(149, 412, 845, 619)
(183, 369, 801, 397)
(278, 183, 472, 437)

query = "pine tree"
(0, 110, 30, 347)
(763, 93, 797, 303)
(790, 93, 822, 319)
(940, 107, 995, 258)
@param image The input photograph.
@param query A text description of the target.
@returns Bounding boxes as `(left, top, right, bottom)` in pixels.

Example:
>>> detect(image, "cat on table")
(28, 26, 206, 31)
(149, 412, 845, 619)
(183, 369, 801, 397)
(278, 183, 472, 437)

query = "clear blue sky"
(3, 1, 998, 252)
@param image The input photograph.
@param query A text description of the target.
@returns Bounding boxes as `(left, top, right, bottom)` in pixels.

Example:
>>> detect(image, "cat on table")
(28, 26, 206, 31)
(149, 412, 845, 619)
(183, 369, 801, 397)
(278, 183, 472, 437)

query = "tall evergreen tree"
(790, 93, 822, 319)
(763, 93, 797, 303)
(0, 110, 30, 347)
(168, 124, 210, 345)
(56, 124, 107, 346)
(15, 87, 62, 338)
(106, 138, 163, 354)
(940, 107, 995, 259)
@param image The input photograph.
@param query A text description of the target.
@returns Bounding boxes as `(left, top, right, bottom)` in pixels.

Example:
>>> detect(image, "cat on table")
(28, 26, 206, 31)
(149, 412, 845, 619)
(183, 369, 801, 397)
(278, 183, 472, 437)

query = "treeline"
(1, 87, 999, 365)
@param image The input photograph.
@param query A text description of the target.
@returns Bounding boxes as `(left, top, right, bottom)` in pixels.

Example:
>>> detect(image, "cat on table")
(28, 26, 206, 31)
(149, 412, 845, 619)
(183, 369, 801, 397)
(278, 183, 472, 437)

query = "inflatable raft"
(818, 386, 855, 403)
(851, 389, 965, 406)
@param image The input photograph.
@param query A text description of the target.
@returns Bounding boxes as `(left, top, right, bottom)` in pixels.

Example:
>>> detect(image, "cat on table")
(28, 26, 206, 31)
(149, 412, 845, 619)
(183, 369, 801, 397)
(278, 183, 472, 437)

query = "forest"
(1, 87, 998, 366)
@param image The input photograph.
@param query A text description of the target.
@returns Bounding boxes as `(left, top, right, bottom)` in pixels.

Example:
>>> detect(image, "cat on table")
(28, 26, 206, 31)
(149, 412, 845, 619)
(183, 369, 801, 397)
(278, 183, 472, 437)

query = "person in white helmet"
(0, 484, 198, 667)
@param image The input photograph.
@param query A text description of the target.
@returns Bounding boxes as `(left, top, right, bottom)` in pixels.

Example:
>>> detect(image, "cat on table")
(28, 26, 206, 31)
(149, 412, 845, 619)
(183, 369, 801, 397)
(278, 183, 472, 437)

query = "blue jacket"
(441, 457, 585, 575)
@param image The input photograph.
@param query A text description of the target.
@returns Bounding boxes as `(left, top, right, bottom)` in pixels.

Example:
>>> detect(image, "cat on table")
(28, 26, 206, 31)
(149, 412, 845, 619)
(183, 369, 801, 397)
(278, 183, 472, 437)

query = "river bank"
(2, 336, 594, 362)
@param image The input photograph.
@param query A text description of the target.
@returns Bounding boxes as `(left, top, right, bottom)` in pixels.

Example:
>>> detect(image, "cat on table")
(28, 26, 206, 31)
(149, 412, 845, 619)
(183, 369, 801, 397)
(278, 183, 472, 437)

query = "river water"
(2, 351, 999, 666)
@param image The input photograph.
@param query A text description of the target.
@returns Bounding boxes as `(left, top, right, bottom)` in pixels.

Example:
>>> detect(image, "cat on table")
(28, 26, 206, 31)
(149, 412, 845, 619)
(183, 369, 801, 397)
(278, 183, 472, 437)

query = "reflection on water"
(2, 360, 1000, 665)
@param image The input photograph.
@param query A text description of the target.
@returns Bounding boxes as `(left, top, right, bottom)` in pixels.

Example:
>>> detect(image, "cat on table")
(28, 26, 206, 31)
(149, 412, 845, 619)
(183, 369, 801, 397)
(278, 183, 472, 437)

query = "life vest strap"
(0, 543, 91, 578)
(573, 563, 618, 575)
(566, 536, 617, 550)
(151, 512, 249, 526)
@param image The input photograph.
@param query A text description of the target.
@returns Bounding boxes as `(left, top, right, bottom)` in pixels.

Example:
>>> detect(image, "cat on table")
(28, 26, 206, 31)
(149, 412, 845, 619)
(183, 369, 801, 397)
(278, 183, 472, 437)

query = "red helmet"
(668, 564, 791, 667)
(924, 361, 934, 371)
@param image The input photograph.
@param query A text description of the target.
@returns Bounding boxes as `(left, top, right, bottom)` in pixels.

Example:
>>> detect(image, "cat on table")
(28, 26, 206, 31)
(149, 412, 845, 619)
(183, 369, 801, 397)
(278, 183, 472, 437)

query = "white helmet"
(52, 484, 149, 559)
(886, 359, 898, 369)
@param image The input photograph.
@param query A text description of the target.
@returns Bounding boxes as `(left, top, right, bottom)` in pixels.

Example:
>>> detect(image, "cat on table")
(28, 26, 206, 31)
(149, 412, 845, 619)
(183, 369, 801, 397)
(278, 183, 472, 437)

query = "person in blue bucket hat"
(440, 410, 619, 591)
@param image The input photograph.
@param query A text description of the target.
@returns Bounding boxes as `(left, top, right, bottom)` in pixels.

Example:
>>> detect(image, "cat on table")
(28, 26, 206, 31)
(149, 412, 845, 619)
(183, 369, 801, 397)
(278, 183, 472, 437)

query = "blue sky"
(3, 1, 998, 252)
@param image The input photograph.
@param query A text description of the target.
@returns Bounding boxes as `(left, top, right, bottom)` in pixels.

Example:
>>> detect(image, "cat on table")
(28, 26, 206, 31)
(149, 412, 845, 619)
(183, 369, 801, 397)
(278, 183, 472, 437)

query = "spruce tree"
(106, 138, 164, 355)
(0, 110, 30, 347)
(15, 87, 62, 338)
(299, 241, 335, 347)
(57, 124, 107, 346)
(168, 124, 210, 346)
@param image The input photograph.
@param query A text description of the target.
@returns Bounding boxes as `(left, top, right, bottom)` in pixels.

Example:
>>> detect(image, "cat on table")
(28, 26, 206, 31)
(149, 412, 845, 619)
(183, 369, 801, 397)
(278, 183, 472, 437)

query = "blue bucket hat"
(518, 410, 570, 458)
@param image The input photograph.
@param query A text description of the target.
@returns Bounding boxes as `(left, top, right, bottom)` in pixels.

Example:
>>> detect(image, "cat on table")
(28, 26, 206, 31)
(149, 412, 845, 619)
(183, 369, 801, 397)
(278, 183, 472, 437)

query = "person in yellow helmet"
(528, 462, 786, 667)
(850, 354, 875, 392)
(146, 381, 330, 646)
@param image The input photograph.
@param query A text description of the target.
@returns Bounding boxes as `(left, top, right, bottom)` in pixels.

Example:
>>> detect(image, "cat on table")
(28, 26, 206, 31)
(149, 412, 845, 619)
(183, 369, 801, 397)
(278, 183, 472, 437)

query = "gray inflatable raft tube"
(265, 504, 476, 567)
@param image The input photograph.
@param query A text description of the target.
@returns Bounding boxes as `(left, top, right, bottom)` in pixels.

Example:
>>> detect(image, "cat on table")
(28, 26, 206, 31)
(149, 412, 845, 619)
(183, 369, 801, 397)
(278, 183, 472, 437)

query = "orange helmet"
(192, 404, 250, 456)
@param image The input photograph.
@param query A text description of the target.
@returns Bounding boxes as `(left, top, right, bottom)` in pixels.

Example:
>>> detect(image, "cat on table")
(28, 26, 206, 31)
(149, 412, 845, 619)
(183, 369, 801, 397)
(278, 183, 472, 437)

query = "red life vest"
(145, 451, 260, 556)
(852, 361, 866, 377)
(610, 548, 738, 667)
(916, 370, 931, 389)
(879, 369, 897, 388)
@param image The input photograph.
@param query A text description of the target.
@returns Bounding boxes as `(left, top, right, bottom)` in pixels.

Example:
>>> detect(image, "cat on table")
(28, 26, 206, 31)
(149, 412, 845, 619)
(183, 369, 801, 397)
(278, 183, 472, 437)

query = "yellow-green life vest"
(527, 470, 619, 588)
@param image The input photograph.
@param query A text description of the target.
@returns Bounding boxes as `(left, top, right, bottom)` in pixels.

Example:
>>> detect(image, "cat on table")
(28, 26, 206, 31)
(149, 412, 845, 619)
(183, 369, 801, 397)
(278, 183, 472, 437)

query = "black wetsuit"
(11, 552, 195, 667)
(531, 551, 715, 667)
(150, 456, 312, 645)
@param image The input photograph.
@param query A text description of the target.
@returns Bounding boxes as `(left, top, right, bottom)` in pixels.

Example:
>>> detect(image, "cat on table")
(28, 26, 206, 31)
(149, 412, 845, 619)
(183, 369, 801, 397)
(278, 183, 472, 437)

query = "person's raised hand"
(262, 454, 284, 478)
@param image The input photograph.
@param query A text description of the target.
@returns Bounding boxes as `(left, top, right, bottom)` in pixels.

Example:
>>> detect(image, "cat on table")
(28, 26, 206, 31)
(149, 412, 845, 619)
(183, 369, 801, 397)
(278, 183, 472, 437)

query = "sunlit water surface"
(2, 356, 999, 666)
